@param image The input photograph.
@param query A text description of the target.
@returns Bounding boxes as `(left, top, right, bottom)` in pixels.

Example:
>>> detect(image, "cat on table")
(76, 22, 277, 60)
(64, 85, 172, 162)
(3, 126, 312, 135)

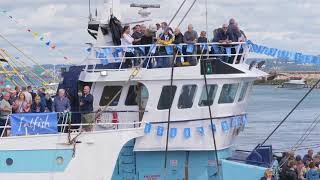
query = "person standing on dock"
(80, 86, 94, 132)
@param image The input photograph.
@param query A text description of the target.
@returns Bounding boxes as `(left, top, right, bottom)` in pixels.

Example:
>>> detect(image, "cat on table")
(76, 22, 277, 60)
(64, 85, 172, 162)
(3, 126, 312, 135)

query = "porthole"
(6, 158, 13, 166)
(56, 156, 64, 165)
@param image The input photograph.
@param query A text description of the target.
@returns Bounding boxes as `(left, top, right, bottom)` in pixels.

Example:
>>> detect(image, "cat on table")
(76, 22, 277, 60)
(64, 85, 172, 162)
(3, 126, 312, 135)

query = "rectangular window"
(238, 82, 249, 102)
(178, 85, 197, 109)
(218, 84, 239, 104)
(99, 86, 122, 106)
(125, 86, 138, 106)
(198, 85, 218, 106)
(157, 86, 177, 110)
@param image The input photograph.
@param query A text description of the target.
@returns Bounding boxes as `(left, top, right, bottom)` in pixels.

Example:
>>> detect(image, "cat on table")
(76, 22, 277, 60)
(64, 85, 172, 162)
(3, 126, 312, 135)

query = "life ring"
(112, 112, 118, 124)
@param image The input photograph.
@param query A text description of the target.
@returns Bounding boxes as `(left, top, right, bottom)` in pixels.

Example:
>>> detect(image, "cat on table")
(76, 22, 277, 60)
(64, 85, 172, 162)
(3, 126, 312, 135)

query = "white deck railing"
(85, 42, 249, 71)
(0, 111, 144, 137)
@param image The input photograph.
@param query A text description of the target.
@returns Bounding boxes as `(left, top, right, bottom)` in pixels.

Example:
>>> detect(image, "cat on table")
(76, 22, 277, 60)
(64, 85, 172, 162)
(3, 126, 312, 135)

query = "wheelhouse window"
(178, 85, 197, 109)
(99, 86, 122, 106)
(125, 84, 149, 107)
(125, 86, 138, 106)
(198, 84, 218, 106)
(157, 86, 177, 110)
(218, 83, 239, 104)
(238, 82, 250, 102)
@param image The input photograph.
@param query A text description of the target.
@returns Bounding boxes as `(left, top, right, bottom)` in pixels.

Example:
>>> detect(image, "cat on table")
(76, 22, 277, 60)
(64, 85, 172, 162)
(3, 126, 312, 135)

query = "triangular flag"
(45, 41, 51, 46)
(33, 32, 39, 38)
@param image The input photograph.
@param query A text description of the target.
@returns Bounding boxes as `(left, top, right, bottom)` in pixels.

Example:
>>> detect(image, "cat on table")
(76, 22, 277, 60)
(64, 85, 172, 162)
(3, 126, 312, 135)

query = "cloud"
(0, 0, 319, 64)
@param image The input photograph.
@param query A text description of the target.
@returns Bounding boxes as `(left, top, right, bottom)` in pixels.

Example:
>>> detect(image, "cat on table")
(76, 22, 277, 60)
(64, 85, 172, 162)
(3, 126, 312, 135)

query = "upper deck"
(79, 42, 268, 82)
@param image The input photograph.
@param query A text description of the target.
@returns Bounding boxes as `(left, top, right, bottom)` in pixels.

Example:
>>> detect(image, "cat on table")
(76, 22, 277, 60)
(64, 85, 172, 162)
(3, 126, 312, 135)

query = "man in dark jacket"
(284, 160, 298, 180)
(80, 85, 94, 131)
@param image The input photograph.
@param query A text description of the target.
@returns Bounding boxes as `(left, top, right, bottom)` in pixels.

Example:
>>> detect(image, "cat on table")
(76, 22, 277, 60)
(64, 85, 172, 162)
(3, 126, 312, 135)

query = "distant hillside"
(247, 58, 320, 72)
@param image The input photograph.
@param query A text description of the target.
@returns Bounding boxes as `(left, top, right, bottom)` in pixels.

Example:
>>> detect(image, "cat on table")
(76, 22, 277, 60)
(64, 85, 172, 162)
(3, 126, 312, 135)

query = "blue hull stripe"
(0, 149, 73, 173)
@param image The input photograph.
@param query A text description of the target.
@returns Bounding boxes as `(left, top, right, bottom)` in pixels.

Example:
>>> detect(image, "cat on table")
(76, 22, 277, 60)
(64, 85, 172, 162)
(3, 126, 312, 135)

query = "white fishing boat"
(0, 1, 274, 180)
(281, 78, 306, 89)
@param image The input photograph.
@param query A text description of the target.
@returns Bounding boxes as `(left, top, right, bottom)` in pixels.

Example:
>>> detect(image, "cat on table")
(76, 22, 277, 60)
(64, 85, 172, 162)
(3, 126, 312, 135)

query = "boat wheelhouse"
(0, 1, 274, 180)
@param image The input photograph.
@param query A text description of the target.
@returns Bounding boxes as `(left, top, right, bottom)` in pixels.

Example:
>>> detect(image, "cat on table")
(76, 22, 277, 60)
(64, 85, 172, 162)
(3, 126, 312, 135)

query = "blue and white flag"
(186, 44, 194, 53)
(150, 44, 157, 54)
(144, 123, 151, 134)
(184, 128, 191, 138)
(221, 120, 230, 132)
(157, 126, 164, 136)
(165, 46, 174, 55)
(10, 113, 58, 136)
(170, 128, 177, 138)
(225, 47, 232, 57)
(197, 126, 205, 136)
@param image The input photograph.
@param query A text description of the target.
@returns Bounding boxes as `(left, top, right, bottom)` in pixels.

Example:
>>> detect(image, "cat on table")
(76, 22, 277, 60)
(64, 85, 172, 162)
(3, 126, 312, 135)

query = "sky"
(0, 0, 319, 65)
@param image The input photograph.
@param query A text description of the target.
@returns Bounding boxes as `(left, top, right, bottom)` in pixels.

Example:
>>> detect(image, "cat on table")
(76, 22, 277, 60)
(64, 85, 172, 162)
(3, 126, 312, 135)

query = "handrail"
(94, 42, 247, 49)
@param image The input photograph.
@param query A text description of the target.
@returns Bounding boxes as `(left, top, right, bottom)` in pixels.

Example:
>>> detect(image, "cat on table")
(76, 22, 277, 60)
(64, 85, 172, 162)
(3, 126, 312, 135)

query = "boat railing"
(0, 111, 145, 138)
(85, 42, 249, 72)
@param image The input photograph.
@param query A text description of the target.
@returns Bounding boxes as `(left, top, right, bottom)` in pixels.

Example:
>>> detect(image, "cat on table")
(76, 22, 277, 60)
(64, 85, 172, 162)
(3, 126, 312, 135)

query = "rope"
(0, 33, 55, 78)
(201, 59, 220, 177)
(177, 0, 198, 27)
(0, 51, 27, 86)
(255, 78, 320, 149)
(1, 49, 49, 85)
(163, 52, 178, 180)
(0, 49, 30, 86)
(168, 0, 187, 25)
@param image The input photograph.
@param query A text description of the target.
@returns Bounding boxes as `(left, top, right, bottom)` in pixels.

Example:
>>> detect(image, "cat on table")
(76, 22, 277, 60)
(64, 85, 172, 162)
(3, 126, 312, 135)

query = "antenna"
(88, 0, 92, 20)
(130, 3, 160, 18)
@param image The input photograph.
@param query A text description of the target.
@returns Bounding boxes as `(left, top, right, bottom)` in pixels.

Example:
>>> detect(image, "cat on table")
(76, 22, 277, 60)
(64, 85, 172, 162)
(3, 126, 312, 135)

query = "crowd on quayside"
(0, 85, 94, 136)
(261, 149, 320, 180)
(119, 18, 247, 68)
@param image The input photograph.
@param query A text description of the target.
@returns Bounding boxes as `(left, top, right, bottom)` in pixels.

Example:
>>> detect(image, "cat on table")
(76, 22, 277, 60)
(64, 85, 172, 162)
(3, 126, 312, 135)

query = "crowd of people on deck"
(0, 85, 94, 136)
(261, 149, 320, 180)
(120, 18, 247, 68)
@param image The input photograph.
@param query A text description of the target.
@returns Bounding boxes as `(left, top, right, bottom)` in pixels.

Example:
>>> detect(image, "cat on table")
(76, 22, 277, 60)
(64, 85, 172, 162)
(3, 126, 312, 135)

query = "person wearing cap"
(156, 27, 174, 68)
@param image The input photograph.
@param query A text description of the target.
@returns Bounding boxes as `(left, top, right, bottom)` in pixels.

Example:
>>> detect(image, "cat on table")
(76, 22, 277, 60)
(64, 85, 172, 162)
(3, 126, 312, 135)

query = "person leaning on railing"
(52, 89, 71, 132)
(0, 92, 12, 137)
(183, 24, 198, 66)
(173, 27, 184, 67)
(156, 27, 174, 68)
(121, 25, 140, 68)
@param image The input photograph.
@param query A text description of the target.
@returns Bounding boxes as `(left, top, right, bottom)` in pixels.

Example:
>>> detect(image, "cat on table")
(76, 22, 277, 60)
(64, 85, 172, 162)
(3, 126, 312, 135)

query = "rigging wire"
(201, 58, 220, 178)
(168, 0, 187, 25)
(0, 50, 28, 86)
(163, 53, 178, 180)
(1, 49, 48, 85)
(0, 33, 55, 78)
(177, 0, 198, 27)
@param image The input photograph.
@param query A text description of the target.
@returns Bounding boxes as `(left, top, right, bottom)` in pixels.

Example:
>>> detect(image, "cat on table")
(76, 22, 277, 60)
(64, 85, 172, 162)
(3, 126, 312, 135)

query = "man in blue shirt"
(80, 86, 94, 131)
(52, 89, 71, 132)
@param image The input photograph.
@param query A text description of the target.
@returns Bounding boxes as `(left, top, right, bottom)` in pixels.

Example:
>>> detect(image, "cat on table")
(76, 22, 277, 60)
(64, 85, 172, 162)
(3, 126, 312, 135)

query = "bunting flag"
(144, 123, 151, 134)
(197, 126, 205, 136)
(0, 9, 73, 62)
(247, 40, 320, 64)
(170, 128, 177, 138)
(184, 128, 191, 138)
(157, 126, 164, 136)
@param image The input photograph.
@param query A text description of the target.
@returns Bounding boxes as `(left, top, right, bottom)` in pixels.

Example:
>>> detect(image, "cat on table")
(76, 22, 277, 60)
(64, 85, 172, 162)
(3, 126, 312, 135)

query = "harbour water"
(235, 85, 320, 155)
